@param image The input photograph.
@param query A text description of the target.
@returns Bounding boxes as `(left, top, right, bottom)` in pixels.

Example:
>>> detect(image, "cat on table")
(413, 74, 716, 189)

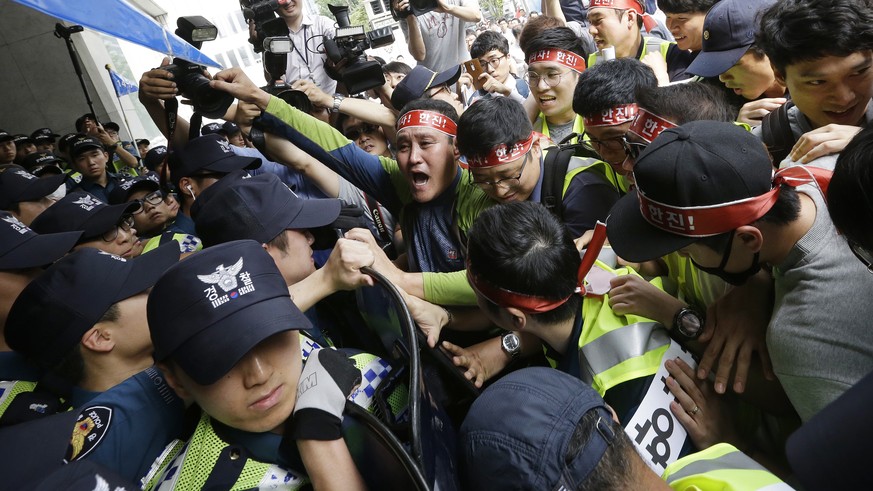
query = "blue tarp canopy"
(12, 0, 222, 68)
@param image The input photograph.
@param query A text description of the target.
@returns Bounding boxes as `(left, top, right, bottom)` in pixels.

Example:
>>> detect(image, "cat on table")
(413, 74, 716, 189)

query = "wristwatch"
(332, 93, 346, 113)
(500, 331, 521, 360)
(673, 307, 704, 340)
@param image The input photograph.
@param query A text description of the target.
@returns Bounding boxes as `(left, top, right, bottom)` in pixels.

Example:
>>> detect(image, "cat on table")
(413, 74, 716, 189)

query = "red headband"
(590, 0, 643, 14)
(527, 48, 586, 73)
(628, 108, 677, 143)
(466, 223, 610, 313)
(396, 110, 457, 137)
(637, 166, 832, 237)
(468, 132, 538, 168)
(589, 0, 657, 33)
(583, 104, 638, 128)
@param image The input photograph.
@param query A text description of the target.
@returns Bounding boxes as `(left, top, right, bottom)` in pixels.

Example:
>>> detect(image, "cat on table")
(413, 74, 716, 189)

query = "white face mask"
(47, 183, 66, 202)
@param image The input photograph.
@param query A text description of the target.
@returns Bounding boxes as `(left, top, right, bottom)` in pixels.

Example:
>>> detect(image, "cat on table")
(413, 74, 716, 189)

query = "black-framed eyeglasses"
(479, 54, 507, 71)
(102, 215, 135, 242)
(130, 190, 164, 214)
(581, 133, 647, 159)
(424, 84, 451, 99)
(344, 123, 380, 141)
(847, 238, 873, 273)
(525, 69, 572, 88)
(470, 149, 531, 190)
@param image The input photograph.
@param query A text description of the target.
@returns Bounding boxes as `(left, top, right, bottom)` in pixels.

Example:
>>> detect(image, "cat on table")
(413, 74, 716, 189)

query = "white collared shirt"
(285, 13, 337, 94)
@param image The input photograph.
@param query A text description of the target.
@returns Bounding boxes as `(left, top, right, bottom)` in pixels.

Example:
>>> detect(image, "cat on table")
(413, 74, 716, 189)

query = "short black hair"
(574, 411, 637, 490)
(522, 27, 589, 62)
(399, 98, 460, 123)
(467, 201, 581, 326)
(697, 186, 802, 254)
(518, 17, 565, 54)
(756, 0, 873, 74)
(635, 82, 738, 124)
(457, 97, 531, 162)
(470, 31, 510, 59)
(657, 0, 719, 14)
(829, 124, 873, 250)
(383, 61, 412, 76)
(572, 58, 657, 118)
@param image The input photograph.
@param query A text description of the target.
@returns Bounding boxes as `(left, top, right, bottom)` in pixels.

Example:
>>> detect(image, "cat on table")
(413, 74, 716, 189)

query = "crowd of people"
(1, 0, 873, 488)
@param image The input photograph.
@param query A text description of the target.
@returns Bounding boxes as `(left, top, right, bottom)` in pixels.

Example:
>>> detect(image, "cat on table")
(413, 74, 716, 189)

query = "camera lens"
(179, 68, 233, 119)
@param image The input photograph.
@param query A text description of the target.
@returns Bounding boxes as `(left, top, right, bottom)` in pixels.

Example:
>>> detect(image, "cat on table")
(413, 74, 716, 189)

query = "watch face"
(679, 312, 702, 337)
(503, 333, 520, 352)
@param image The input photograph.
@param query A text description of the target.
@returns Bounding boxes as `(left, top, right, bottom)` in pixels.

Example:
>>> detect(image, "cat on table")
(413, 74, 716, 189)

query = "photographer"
(397, 0, 482, 72)
(268, 0, 337, 94)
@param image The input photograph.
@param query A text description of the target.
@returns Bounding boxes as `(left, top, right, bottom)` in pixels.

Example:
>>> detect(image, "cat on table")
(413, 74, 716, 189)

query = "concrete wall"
(0, 0, 164, 143)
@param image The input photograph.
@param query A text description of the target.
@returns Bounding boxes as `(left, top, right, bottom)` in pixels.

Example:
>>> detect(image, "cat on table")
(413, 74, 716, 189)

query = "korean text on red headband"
(583, 104, 639, 128)
(527, 48, 586, 73)
(637, 166, 832, 237)
(628, 108, 677, 143)
(396, 110, 457, 137)
(468, 132, 537, 168)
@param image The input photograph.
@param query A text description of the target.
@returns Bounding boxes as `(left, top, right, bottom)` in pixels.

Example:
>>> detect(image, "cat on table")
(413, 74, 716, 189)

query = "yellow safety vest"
(541, 114, 586, 145)
(588, 36, 673, 68)
(660, 253, 730, 311)
(142, 233, 202, 255)
(663, 443, 792, 491)
(563, 156, 631, 197)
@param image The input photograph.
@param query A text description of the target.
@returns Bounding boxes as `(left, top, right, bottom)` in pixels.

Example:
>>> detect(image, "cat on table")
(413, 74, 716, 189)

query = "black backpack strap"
(541, 145, 576, 220)
(761, 100, 796, 167)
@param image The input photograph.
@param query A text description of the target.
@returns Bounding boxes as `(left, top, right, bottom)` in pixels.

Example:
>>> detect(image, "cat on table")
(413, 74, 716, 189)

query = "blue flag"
(108, 68, 138, 97)
(12, 0, 221, 68)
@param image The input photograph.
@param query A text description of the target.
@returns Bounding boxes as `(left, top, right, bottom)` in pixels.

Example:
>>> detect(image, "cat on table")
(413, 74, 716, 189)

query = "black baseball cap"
(168, 134, 260, 183)
(0, 211, 81, 269)
(143, 145, 168, 172)
(201, 122, 224, 135)
(109, 172, 161, 204)
(686, 0, 777, 78)
(460, 367, 616, 489)
(12, 134, 34, 146)
(30, 191, 140, 240)
(103, 122, 120, 133)
(31, 128, 60, 143)
(0, 165, 66, 209)
(786, 369, 873, 490)
(5, 243, 180, 369)
(606, 121, 774, 262)
(222, 121, 241, 135)
(195, 172, 342, 248)
(135, 138, 150, 147)
(69, 135, 106, 159)
(391, 64, 462, 110)
(58, 133, 81, 153)
(20, 152, 65, 176)
(0, 129, 14, 143)
(148, 240, 311, 385)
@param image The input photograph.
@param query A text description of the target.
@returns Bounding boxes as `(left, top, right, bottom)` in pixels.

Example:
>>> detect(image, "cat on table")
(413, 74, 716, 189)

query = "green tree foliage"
(480, 0, 504, 20)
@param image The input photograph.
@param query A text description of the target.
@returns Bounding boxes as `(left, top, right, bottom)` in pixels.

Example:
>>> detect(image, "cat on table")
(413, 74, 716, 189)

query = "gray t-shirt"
(768, 187, 873, 421)
(401, 0, 476, 72)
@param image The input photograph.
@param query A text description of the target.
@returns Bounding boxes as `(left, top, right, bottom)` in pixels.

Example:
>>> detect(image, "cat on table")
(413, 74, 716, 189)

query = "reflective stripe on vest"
(562, 156, 630, 197)
(142, 233, 202, 254)
(0, 380, 37, 418)
(579, 321, 669, 390)
(588, 36, 672, 68)
(663, 443, 793, 491)
(150, 412, 309, 491)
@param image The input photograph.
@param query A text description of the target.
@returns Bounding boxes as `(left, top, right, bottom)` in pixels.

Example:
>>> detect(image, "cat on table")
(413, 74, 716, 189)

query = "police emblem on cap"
(66, 406, 112, 462)
(703, 30, 709, 40)
(198, 257, 257, 308)
(217, 139, 234, 154)
(96, 250, 127, 262)
(14, 169, 36, 180)
(120, 179, 137, 190)
(73, 194, 103, 211)
(1, 214, 29, 234)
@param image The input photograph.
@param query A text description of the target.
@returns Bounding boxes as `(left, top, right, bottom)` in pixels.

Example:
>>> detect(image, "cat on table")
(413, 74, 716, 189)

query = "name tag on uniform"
(624, 341, 697, 475)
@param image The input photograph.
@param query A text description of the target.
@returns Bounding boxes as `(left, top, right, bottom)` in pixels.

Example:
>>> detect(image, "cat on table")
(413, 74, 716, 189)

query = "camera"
(162, 16, 234, 119)
(322, 5, 395, 94)
(390, 0, 439, 19)
(240, 0, 292, 54)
